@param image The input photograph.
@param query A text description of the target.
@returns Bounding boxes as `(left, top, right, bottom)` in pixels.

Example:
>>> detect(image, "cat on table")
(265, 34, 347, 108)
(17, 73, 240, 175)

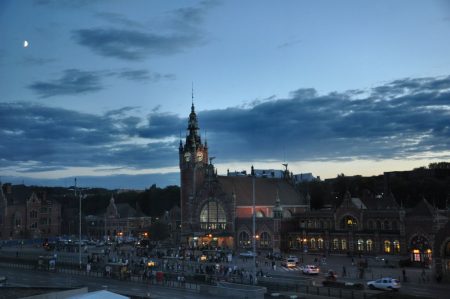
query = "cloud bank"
(2, 75, 450, 183)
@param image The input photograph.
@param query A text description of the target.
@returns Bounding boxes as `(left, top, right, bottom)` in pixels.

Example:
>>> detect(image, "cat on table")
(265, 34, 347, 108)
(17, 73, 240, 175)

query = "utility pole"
(75, 178, 82, 269)
(252, 174, 257, 284)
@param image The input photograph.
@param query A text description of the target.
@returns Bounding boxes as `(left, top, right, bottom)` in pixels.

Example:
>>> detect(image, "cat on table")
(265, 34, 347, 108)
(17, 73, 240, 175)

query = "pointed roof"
(184, 103, 202, 149)
(408, 197, 435, 217)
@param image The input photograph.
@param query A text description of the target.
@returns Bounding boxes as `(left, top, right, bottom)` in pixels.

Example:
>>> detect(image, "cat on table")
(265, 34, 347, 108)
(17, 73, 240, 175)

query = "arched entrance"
(410, 235, 432, 266)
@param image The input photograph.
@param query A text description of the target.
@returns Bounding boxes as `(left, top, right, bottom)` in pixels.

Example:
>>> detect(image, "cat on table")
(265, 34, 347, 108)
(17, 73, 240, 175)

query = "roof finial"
(191, 82, 194, 104)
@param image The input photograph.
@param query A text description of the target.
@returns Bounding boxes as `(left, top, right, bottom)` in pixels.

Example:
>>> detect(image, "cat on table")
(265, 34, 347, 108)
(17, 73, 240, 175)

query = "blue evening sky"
(1, 0, 450, 189)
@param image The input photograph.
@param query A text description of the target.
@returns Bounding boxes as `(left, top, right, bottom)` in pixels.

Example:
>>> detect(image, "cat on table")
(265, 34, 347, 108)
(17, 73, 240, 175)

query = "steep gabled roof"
(408, 198, 435, 217)
(216, 176, 305, 206)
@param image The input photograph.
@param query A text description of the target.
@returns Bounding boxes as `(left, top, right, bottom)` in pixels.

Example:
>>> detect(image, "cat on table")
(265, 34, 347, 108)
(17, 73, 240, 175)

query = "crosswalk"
(280, 266, 303, 272)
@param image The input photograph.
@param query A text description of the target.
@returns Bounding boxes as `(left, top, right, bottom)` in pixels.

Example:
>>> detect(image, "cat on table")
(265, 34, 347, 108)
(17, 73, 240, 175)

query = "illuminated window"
(310, 238, 316, 249)
(342, 216, 358, 230)
(200, 200, 227, 230)
(239, 231, 250, 247)
(341, 239, 347, 250)
(384, 240, 391, 253)
(357, 239, 364, 251)
(260, 232, 271, 247)
(318, 238, 324, 249)
(366, 239, 373, 252)
(413, 249, 421, 261)
(393, 240, 400, 253)
(333, 238, 339, 250)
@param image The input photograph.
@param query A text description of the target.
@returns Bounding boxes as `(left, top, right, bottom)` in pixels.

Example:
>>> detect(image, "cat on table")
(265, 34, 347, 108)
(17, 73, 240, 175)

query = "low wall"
(200, 282, 266, 299)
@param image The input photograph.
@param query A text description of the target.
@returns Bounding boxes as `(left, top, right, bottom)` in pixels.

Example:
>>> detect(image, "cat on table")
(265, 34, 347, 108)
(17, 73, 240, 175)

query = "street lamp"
(75, 178, 86, 269)
(252, 175, 256, 284)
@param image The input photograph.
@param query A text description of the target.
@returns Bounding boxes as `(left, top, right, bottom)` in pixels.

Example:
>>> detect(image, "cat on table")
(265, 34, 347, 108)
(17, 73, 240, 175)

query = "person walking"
(402, 268, 407, 282)
(342, 265, 347, 277)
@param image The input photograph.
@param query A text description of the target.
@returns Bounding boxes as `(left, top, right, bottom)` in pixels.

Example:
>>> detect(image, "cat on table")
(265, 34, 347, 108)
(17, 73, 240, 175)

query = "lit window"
(200, 200, 227, 230)
(341, 239, 347, 250)
(333, 238, 339, 250)
(393, 240, 400, 253)
(260, 232, 271, 247)
(310, 238, 316, 249)
(384, 240, 391, 253)
(357, 239, 364, 251)
(239, 231, 250, 247)
(366, 239, 373, 252)
(318, 238, 324, 249)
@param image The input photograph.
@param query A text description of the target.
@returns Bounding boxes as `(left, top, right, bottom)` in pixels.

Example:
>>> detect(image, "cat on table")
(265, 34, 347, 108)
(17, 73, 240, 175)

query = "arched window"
(384, 220, 390, 230)
(368, 220, 373, 230)
(341, 239, 347, 250)
(200, 201, 227, 230)
(332, 238, 339, 250)
(384, 240, 391, 253)
(29, 210, 38, 219)
(341, 215, 358, 230)
(239, 231, 250, 247)
(366, 239, 373, 252)
(317, 238, 324, 249)
(260, 232, 271, 247)
(310, 238, 316, 249)
(393, 240, 400, 253)
(376, 220, 381, 230)
(357, 239, 364, 251)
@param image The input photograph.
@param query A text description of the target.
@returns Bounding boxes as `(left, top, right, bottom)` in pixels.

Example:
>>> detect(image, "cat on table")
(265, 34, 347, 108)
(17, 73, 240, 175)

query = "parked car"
(367, 277, 401, 291)
(239, 251, 257, 258)
(302, 265, 320, 275)
(281, 258, 297, 268)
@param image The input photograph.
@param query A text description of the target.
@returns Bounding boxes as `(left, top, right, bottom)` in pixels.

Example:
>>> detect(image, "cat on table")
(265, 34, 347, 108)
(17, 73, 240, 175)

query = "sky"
(1, 0, 450, 189)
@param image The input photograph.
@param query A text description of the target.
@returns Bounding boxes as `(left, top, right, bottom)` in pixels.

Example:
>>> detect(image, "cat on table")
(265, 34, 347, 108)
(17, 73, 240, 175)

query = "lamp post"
(252, 175, 256, 284)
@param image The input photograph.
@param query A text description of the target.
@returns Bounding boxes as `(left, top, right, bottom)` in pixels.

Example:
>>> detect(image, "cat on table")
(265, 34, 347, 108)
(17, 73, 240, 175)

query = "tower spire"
(191, 82, 194, 106)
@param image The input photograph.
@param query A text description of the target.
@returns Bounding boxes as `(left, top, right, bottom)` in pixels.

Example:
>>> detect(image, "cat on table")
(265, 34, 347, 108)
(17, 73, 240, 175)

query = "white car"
(282, 258, 297, 268)
(239, 251, 256, 257)
(287, 255, 299, 264)
(302, 265, 320, 275)
(367, 277, 401, 291)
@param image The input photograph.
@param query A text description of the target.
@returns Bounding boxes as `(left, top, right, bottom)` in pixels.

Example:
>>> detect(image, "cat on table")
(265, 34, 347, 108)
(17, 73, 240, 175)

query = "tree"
(149, 221, 170, 242)
(429, 162, 450, 169)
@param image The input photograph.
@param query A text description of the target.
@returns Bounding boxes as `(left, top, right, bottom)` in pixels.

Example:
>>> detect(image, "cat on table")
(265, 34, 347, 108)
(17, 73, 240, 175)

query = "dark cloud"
(28, 69, 103, 98)
(0, 102, 177, 171)
(116, 69, 176, 82)
(197, 76, 450, 163)
(72, 2, 215, 60)
(28, 68, 174, 97)
(3, 75, 450, 183)
(21, 56, 56, 66)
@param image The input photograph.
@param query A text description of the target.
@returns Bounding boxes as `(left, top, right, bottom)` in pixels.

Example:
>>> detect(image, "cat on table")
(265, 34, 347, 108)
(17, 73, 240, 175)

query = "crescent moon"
(24, 40, 29, 48)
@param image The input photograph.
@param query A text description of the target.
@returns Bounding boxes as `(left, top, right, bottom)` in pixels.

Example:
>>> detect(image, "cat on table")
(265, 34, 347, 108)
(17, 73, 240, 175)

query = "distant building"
(0, 183, 61, 239)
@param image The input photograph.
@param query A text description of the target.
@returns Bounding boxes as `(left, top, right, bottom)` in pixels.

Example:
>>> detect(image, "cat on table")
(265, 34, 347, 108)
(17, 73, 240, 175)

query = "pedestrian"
(342, 265, 347, 277)
(402, 268, 407, 282)
(421, 268, 426, 282)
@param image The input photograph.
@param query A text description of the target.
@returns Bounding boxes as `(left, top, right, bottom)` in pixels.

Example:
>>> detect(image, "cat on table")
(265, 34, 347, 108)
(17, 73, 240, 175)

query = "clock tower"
(179, 102, 208, 234)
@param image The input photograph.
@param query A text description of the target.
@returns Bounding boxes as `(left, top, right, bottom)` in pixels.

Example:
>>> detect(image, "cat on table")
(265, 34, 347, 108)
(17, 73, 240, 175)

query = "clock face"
(196, 151, 203, 161)
(184, 152, 190, 162)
